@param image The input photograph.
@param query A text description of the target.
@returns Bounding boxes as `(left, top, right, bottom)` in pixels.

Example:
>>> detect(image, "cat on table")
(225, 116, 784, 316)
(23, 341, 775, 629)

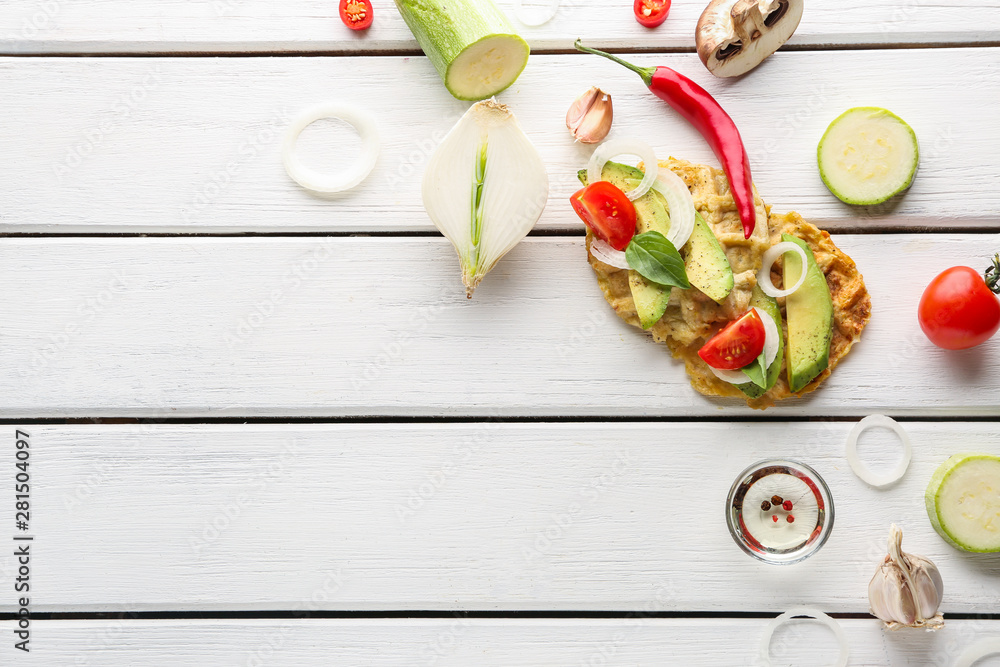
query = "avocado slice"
(578, 162, 673, 329)
(684, 213, 734, 304)
(782, 234, 833, 392)
(735, 286, 783, 399)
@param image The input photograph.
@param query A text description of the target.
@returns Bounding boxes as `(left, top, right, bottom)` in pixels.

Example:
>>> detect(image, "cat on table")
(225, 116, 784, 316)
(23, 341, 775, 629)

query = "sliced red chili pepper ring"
(633, 0, 671, 28)
(340, 0, 374, 30)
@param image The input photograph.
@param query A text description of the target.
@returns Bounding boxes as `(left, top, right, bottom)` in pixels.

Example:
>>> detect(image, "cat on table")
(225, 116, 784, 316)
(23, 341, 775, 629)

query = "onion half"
(651, 168, 695, 249)
(759, 607, 849, 667)
(283, 104, 380, 193)
(587, 139, 657, 201)
(589, 238, 629, 269)
(757, 242, 809, 298)
(846, 414, 912, 488)
(706, 308, 781, 385)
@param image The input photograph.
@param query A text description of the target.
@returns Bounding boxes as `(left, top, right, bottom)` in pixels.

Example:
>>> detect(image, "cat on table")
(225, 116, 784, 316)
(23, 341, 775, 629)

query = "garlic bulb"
(868, 524, 944, 630)
(566, 87, 613, 144)
(422, 98, 549, 298)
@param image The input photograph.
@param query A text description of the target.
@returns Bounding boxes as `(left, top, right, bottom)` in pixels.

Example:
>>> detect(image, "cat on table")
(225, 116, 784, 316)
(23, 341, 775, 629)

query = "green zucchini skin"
(395, 0, 529, 100)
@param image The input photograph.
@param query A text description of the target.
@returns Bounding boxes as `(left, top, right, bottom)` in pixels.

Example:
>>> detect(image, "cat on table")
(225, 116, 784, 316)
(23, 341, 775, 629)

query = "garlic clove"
(870, 560, 916, 626)
(566, 87, 613, 143)
(566, 86, 601, 132)
(572, 92, 613, 144)
(908, 555, 945, 621)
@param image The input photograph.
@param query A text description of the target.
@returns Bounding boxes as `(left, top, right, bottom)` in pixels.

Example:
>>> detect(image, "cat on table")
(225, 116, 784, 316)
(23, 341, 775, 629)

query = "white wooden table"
(1, 1, 999, 665)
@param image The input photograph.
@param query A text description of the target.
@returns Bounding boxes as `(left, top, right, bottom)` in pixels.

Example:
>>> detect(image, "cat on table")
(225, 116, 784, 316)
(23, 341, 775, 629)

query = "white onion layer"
(846, 414, 912, 488)
(954, 638, 1000, 667)
(706, 309, 781, 385)
(708, 364, 753, 385)
(283, 104, 380, 193)
(651, 168, 695, 249)
(753, 307, 780, 368)
(759, 607, 849, 667)
(589, 238, 629, 269)
(757, 241, 809, 298)
(515, 0, 560, 26)
(587, 139, 657, 202)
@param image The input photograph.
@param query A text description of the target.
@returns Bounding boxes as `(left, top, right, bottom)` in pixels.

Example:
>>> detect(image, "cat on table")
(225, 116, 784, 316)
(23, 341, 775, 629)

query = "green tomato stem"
(986, 253, 1000, 294)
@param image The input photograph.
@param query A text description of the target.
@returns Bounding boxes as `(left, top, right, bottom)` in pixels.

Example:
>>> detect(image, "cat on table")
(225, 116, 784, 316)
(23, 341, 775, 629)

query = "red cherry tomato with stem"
(633, 0, 671, 28)
(340, 0, 373, 30)
(570, 181, 637, 251)
(918, 256, 1000, 350)
(699, 309, 767, 370)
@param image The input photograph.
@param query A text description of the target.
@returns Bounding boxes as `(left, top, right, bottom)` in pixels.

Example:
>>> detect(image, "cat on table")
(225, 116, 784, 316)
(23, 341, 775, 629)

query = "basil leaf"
(741, 350, 768, 389)
(625, 231, 690, 289)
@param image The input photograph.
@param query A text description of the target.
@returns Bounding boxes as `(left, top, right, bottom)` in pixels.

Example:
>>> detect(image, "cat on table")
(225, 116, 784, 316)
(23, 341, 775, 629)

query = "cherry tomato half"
(633, 0, 671, 28)
(699, 310, 766, 370)
(340, 0, 374, 30)
(570, 181, 637, 251)
(918, 265, 1000, 350)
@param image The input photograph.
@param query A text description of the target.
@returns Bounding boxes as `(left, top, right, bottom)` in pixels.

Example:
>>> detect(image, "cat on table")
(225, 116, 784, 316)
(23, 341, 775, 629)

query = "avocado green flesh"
(782, 234, 833, 393)
(684, 213, 734, 304)
(579, 163, 734, 329)
(736, 286, 783, 399)
(925, 454, 1000, 553)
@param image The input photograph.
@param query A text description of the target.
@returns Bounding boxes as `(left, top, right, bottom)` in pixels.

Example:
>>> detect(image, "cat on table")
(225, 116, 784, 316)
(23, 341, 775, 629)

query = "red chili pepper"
(575, 40, 756, 239)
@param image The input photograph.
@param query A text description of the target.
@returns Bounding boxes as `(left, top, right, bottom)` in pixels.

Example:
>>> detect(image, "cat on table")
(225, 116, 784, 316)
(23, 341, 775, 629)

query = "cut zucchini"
(395, 0, 530, 101)
(817, 107, 918, 206)
(925, 453, 1000, 553)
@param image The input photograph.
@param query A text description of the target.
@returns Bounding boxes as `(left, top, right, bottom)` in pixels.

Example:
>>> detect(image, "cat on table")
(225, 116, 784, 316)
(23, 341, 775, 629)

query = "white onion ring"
(846, 414, 912, 488)
(759, 607, 849, 667)
(757, 241, 809, 298)
(651, 168, 695, 249)
(587, 139, 657, 202)
(705, 308, 781, 385)
(282, 104, 379, 193)
(515, 0, 560, 26)
(589, 238, 629, 269)
(754, 307, 779, 368)
(954, 638, 1000, 667)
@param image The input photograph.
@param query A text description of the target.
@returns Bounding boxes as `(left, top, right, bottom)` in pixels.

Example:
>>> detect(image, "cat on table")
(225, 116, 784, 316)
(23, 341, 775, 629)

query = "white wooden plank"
(1, 50, 998, 233)
(0, 235, 998, 418)
(2, 0, 999, 53)
(1, 618, 997, 666)
(0, 422, 997, 612)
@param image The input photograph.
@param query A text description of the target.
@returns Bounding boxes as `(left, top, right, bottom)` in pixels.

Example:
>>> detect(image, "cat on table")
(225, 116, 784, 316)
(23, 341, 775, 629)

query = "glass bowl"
(725, 459, 834, 565)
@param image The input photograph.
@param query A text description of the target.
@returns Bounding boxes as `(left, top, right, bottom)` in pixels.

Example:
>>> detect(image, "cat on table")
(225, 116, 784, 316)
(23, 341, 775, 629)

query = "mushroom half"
(696, 0, 803, 78)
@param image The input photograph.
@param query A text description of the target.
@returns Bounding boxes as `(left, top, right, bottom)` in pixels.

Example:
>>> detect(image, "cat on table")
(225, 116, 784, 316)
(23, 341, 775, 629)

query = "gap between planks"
(1, 415, 1000, 426)
(3, 42, 1000, 58)
(2, 225, 1000, 238)
(3, 610, 999, 620)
